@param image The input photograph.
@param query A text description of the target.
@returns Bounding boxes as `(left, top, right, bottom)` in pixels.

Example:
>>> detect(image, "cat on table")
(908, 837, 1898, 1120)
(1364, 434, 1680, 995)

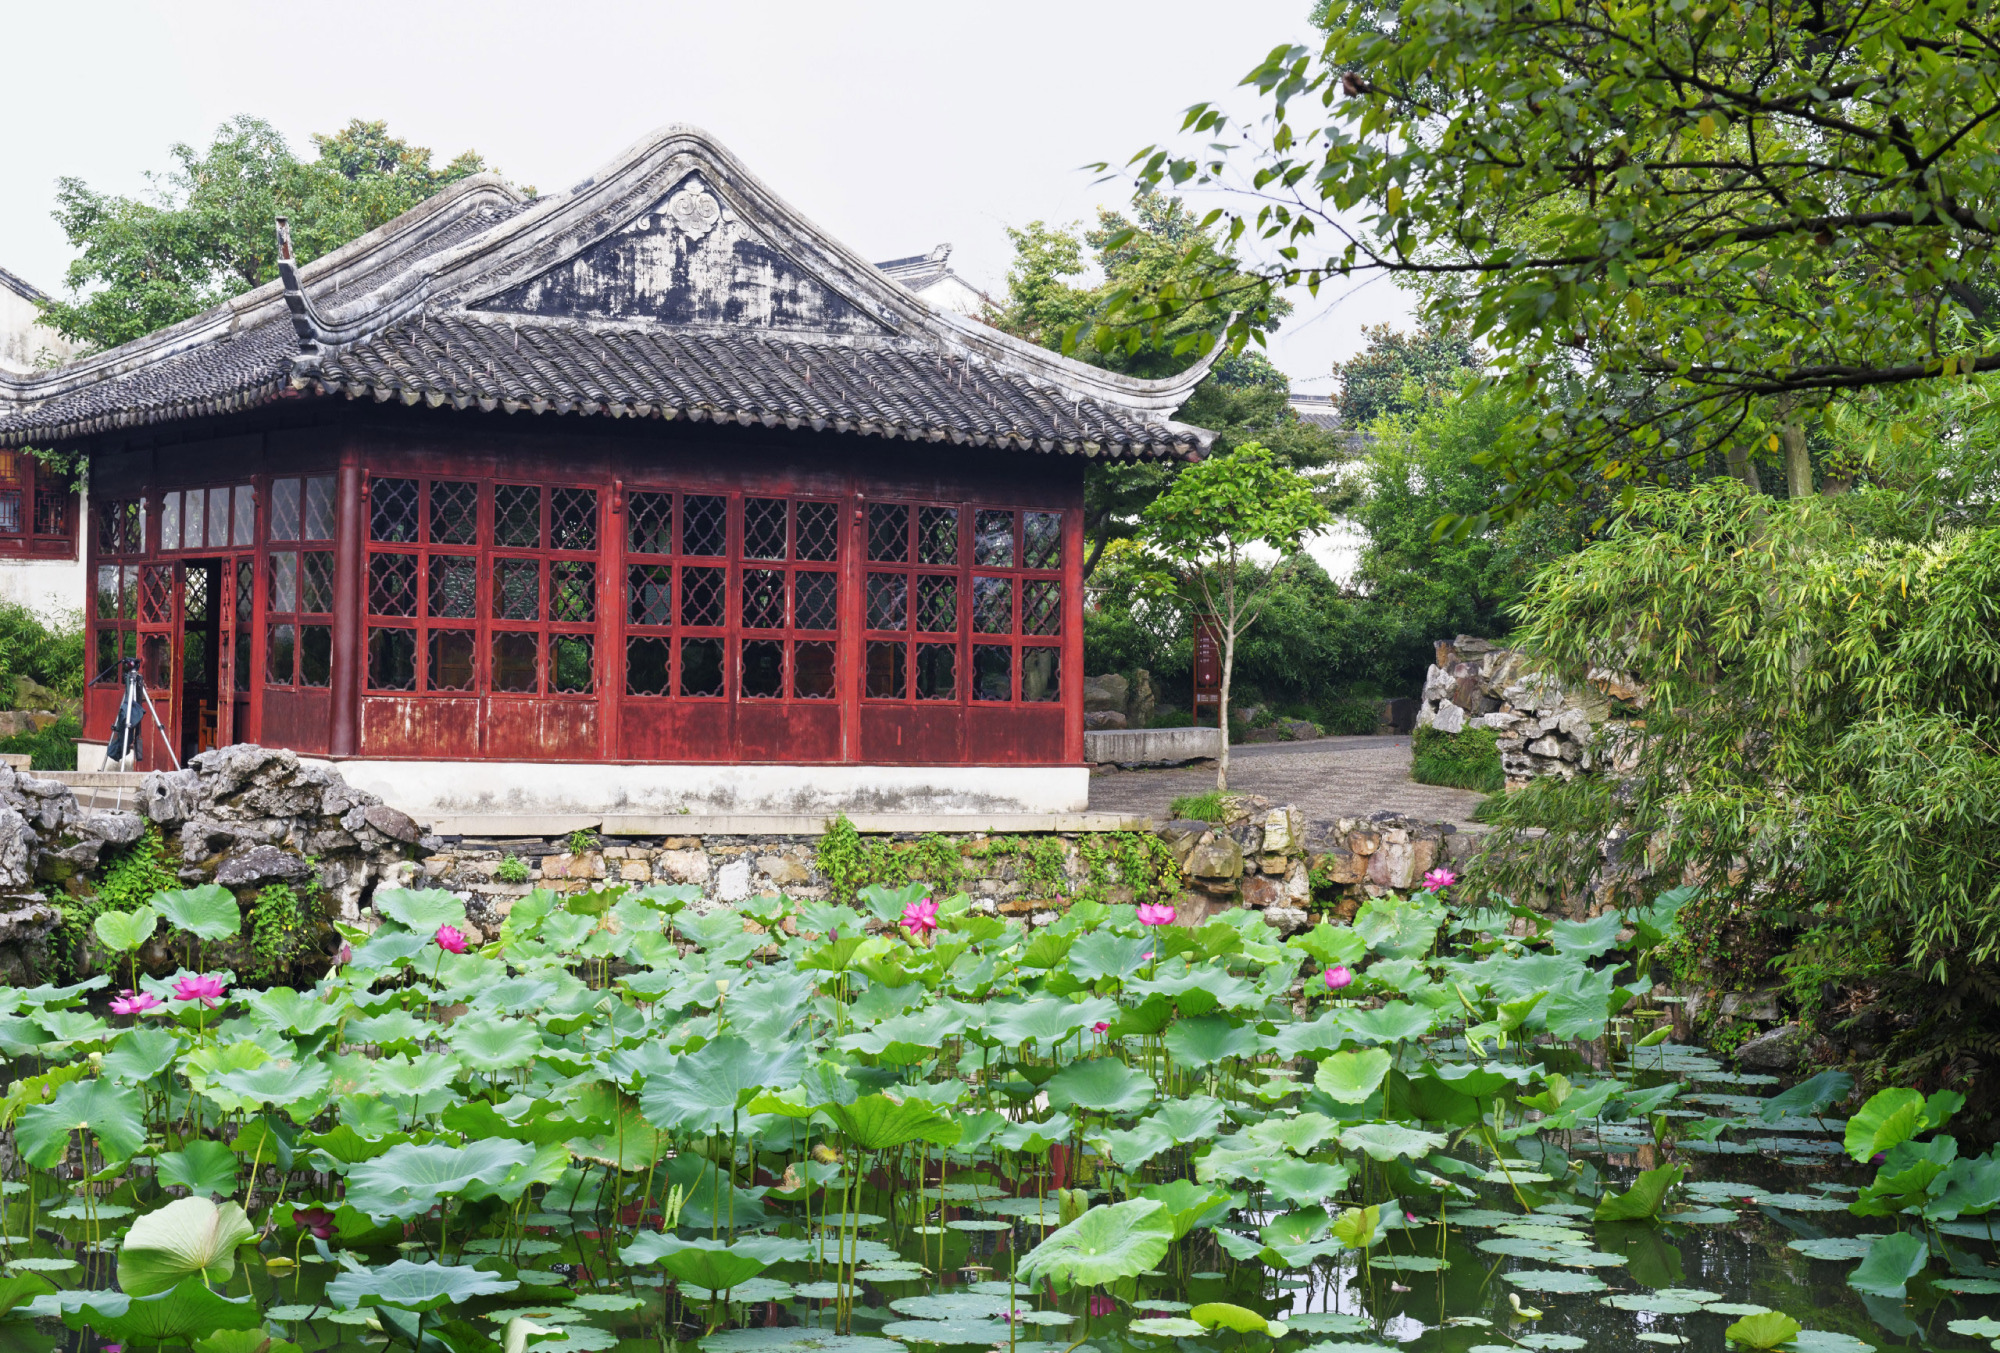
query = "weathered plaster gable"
(473, 173, 883, 333)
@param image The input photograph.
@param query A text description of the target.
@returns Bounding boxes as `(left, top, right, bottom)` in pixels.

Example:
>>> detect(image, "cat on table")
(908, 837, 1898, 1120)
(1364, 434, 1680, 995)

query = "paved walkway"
(1086, 734, 1490, 829)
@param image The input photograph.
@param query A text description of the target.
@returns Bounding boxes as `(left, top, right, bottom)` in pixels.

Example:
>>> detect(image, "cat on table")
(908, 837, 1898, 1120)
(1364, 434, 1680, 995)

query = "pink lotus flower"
(1324, 964, 1354, 990)
(338, 942, 353, 965)
(293, 1205, 337, 1239)
(1422, 867, 1457, 892)
(1135, 903, 1176, 927)
(171, 974, 227, 1008)
(435, 924, 469, 954)
(901, 897, 939, 937)
(1089, 1295, 1118, 1317)
(110, 989, 161, 1016)
(1091, 1021, 1110, 1034)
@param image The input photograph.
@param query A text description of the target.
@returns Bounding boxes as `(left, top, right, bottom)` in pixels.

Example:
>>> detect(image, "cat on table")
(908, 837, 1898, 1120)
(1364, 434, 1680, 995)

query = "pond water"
(1, 881, 1995, 1353)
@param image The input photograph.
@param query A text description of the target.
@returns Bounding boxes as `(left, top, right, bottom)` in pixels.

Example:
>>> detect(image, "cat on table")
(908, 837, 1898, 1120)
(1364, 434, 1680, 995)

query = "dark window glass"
(301, 552, 335, 613)
(266, 624, 296, 686)
(33, 488, 66, 538)
(742, 569, 785, 629)
(431, 480, 479, 545)
(680, 566, 725, 627)
(99, 499, 141, 555)
(303, 476, 336, 540)
(865, 641, 906, 699)
(916, 643, 956, 700)
(742, 639, 784, 698)
(94, 566, 121, 621)
(795, 641, 836, 699)
(183, 491, 204, 552)
(232, 487, 255, 547)
(626, 636, 672, 695)
(371, 478, 419, 542)
(867, 573, 907, 630)
(493, 558, 540, 620)
(268, 553, 299, 614)
(975, 510, 1015, 567)
(494, 485, 542, 548)
(1022, 647, 1060, 702)
(796, 572, 838, 630)
(796, 501, 839, 562)
(116, 565, 138, 620)
(299, 626, 333, 687)
(235, 560, 253, 627)
(628, 492, 673, 554)
(1023, 511, 1062, 570)
(369, 553, 418, 617)
(550, 560, 596, 623)
(428, 630, 476, 691)
(183, 632, 208, 686)
(868, 503, 909, 562)
(680, 637, 725, 696)
(234, 628, 251, 693)
(550, 487, 598, 551)
(429, 557, 479, 619)
(1022, 579, 1062, 636)
(918, 506, 959, 565)
(0, 491, 28, 535)
(367, 627, 417, 690)
(553, 634, 594, 694)
(628, 565, 673, 626)
(973, 645, 1012, 702)
(916, 574, 957, 632)
(972, 576, 1012, 633)
(270, 479, 301, 542)
(682, 495, 727, 556)
(94, 627, 122, 680)
(743, 498, 787, 560)
(493, 632, 539, 693)
(142, 633, 170, 688)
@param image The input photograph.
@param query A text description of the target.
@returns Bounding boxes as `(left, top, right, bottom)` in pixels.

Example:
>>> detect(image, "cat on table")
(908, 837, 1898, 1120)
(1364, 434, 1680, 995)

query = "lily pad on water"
(1790, 1236, 1887, 1260)
(1518, 1337, 1588, 1351)
(328, 1259, 518, 1311)
(1505, 1270, 1609, 1294)
(881, 1319, 1015, 1343)
(1758, 1192, 1851, 1212)
(1602, 1293, 1706, 1314)
(1787, 1333, 1877, 1353)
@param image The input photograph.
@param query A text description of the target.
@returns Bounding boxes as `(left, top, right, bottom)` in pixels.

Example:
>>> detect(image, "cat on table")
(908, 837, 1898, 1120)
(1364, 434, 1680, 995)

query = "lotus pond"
(0, 878, 1997, 1353)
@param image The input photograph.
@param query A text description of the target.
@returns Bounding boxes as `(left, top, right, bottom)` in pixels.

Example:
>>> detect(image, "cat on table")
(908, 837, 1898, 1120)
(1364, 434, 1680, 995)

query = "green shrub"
(1146, 708, 1195, 729)
(1169, 791, 1227, 822)
(1410, 725, 1503, 793)
(97, 826, 181, 912)
(0, 602, 85, 703)
(1318, 695, 1383, 736)
(495, 855, 530, 884)
(0, 712, 81, 770)
(248, 880, 324, 980)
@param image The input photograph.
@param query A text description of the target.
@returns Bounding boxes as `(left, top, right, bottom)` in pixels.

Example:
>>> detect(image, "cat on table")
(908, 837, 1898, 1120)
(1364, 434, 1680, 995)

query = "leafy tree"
(1116, 0, 2000, 520)
(992, 192, 1342, 576)
(1333, 322, 1480, 425)
(1348, 380, 1587, 680)
(41, 117, 502, 351)
(1139, 443, 1332, 789)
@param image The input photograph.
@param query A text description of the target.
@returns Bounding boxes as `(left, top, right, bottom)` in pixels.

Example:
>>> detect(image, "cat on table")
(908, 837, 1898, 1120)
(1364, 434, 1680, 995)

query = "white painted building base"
(315, 759, 1091, 829)
(0, 557, 84, 618)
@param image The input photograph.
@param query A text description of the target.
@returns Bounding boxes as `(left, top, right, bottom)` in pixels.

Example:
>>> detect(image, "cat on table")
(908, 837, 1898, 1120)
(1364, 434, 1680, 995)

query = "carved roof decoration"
(0, 126, 1215, 457)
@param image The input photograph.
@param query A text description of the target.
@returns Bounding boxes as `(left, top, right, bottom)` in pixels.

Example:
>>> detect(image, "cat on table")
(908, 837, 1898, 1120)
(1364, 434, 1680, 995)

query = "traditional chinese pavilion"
(0, 127, 1212, 818)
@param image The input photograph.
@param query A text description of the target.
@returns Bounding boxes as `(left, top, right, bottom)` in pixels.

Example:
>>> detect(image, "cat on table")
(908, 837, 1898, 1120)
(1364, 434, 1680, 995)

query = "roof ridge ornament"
(275, 216, 436, 376)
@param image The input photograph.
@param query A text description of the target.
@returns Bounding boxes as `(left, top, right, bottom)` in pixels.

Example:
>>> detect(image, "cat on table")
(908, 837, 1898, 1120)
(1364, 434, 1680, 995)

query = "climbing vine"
(814, 819, 1179, 910)
(247, 878, 326, 980)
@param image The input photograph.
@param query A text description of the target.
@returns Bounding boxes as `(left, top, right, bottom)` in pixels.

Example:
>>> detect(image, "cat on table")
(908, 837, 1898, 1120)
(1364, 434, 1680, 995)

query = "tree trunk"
(1781, 422, 1812, 498)
(1726, 443, 1763, 493)
(1216, 625, 1233, 793)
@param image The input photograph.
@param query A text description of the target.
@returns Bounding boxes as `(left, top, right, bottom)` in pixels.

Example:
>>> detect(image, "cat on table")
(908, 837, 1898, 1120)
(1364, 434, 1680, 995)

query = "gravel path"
(1087, 734, 1491, 829)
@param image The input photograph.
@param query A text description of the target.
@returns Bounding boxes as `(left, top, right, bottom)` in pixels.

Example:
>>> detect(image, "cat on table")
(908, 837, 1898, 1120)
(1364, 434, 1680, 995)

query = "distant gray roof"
(1288, 393, 1342, 430)
(0, 130, 1212, 459)
(0, 268, 48, 305)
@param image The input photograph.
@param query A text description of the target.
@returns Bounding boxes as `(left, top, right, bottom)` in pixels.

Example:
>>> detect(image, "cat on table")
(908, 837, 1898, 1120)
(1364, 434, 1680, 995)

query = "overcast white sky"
(0, 0, 1413, 395)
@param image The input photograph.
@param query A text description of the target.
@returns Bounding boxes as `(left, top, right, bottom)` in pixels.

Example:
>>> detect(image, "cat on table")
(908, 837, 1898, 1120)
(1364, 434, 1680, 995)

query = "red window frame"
(0, 451, 79, 560)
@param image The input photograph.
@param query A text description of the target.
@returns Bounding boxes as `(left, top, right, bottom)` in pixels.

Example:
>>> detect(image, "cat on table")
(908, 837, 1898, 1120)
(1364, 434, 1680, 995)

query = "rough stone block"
(655, 849, 710, 884)
(1183, 834, 1243, 881)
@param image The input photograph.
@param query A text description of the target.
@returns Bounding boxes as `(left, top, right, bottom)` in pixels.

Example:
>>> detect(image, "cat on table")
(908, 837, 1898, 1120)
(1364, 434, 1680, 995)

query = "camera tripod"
(100, 657, 181, 772)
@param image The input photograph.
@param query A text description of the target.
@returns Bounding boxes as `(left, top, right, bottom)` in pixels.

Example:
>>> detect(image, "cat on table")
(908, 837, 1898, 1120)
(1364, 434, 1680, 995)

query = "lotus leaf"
(1163, 1016, 1264, 1067)
(622, 1233, 770, 1289)
(449, 1016, 545, 1072)
(216, 1057, 331, 1106)
(329, 1258, 519, 1311)
(1844, 1087, 1928, 1162)
(1016, 1199, 1173, 1291)
(373, 887, 469, 932)
(92, 904, 158, 953)
(343, 1138, 546, 1220)
(15, 1076, 144, 1166)
(153, 1140, 239, 1197)
(1045, 1058, 1156, 1115)
(1314, 1047, 1392, 1103)
(1595, 1164, 1686, 1221)
(155, 885, 241, 941)
(639, 1034, 806, 1133)
(1846, 1230, 1927, 1297)
(1340, 1122, 1449, 1160)
(117, 1197, 255, 1295)
(66, 1278, 260, 1340)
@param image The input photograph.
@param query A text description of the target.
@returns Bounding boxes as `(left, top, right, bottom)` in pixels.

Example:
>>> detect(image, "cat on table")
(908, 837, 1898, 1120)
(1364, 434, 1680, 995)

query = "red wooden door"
(135, 563, 178, 769)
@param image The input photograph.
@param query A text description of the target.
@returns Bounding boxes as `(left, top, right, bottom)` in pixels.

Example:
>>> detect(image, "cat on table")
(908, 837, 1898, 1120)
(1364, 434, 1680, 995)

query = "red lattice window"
(623, 492, 840, 700)
(363, 477, 600, 696)
(0, 452, 77, 559)
(864, 503, 1062, 703)
(158, 483, 256, 551)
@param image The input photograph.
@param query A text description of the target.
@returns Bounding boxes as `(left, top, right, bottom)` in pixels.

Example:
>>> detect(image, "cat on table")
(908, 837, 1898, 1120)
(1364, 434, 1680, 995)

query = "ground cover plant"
(0, 875, 1988, 1351)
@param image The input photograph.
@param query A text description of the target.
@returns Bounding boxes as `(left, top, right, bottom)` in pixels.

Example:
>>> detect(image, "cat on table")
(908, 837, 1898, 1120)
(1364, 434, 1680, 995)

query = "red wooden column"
(328, 454, 365, 757)
(840, 487, 864, 763)
(1062, 494, 1086, 766)
(600, 479, 624, 760)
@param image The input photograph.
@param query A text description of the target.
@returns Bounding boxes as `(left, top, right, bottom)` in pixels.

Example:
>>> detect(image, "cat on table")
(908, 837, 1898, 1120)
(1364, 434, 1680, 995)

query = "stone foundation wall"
(419, 798, 1484, 943)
